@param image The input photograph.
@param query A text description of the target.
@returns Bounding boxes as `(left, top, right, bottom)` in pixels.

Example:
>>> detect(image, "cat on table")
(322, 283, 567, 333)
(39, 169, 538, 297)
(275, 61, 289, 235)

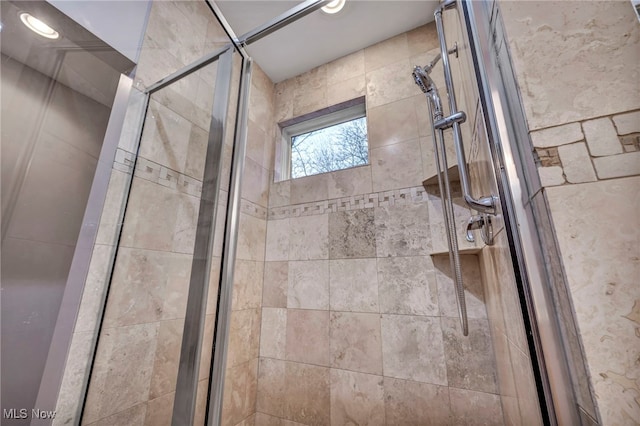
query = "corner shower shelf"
(422, 164, 460, 189)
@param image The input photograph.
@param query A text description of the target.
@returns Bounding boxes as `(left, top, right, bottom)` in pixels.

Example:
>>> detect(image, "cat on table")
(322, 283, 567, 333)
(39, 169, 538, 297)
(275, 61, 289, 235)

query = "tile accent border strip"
(114, 148, 269, 220)
(114, 148, 204, 197)
(268, 186, 430, 220)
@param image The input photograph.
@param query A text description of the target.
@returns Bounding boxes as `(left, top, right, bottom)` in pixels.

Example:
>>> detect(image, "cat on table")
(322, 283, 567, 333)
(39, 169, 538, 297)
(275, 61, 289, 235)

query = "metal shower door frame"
(461, 1, 585, 424)
(76, 43, 239, 425)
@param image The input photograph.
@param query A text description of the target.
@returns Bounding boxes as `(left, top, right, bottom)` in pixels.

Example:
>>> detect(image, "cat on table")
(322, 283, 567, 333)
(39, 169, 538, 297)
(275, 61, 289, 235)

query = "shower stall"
(5, 0, 608, 425)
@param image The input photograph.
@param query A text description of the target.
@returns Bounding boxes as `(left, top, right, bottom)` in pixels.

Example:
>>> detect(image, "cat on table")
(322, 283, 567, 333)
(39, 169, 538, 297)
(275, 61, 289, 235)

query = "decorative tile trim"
(113, 148, 135, 174)
(268, 186, 429, 220)
(113, 150, 204, 197)
(241, 198, 268, 220)
(113, 149, 268, 219)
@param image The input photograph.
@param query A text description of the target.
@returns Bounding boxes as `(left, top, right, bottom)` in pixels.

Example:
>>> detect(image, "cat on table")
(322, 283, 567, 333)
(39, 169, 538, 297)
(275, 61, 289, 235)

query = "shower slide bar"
(412, 0, 499, 336)
(414, 47, 469, 336)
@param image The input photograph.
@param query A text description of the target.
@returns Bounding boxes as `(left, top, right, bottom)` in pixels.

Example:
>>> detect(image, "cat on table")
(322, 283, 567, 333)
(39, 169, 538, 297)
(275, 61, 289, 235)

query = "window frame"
(276, 96, 368, 181)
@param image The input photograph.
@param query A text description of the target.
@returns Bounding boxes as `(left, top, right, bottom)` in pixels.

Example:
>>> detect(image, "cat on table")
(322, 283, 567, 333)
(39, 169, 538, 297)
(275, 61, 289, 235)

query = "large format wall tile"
(374, 202, 430, 257)
(285, 310, 330, 367)
(377, 256, 438, 316)
(500, 1, 640, 130)
(237, 213, 267, 261)
(260, 308, 287, 360)
(330, 369, 384, 426)
(227, 308, 261, 368)
(327, 50, 365, 86)
(87, 403, 147, 426)
(371, 139, 424, 192)
(102, 248, 191, 328)
(546, 177, 640, 425)
(83, 323, 159, 424)
(364, 33, 409, 73)
(366, 59, 419, 109)
(145, 392, 173, 426)
(434, 254, 487, 320)
(289, 214, 329, 260)
(368, 97, 419, 149)
(242, 158, 270, 207)
(265, 219, 290, 261)
(330, 312, 383, 375)
(326, 165, 372, 200)
(233, 260, 264, 311)
(327, 76, 366, 106)
(290, 173, 329, 205)
(441, 317, 497, 394)
(222, 359, 259, 426)
(381, 314, 447, 385)
(149, 318, 184, 400)
(329, 258, 379, 313)
(138, 100, 193, 174)
(263, 262, 288, 308)
(328, 209, 376, 258)
(257, 358, 286, 418)
(120, 178, 199, 254)
(284, 362, 330, 425)
(449, 387, 503, 426)
(384, 377, 451, 426)
(287, 260, 329, 310)
(407, 23, 439, 56)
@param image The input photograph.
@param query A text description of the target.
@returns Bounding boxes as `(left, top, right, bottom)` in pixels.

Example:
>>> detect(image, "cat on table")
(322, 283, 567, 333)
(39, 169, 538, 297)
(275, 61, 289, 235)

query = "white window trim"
(276, 97, 367, 182)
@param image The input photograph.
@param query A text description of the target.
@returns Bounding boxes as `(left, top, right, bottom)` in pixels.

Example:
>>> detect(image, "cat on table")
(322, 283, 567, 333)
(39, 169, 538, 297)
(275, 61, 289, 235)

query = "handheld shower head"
(412, 64, 443, 120)
(412, 65, 433, 94)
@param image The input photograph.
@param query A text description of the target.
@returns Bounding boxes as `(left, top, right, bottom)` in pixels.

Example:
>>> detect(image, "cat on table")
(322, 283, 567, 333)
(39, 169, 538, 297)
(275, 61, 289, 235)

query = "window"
(277, 98, 368, 180)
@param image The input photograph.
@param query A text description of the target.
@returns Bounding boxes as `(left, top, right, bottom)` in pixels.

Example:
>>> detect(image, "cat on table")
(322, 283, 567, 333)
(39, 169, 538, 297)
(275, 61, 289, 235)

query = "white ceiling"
(217, 0, 438, 83)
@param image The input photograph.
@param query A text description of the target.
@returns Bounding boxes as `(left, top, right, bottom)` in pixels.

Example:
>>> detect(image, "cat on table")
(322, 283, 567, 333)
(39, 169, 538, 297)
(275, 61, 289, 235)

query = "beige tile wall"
(500, 1, 640, 424)
(257, 24, 504, 426)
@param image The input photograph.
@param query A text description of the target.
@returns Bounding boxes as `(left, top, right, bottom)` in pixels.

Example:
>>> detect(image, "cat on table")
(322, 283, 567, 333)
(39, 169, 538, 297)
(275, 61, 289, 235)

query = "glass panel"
(290, 116, 368, 178)
(78, 1, 240, 424)
(444, 6, 543, 424)
(81, 56, 229, 425)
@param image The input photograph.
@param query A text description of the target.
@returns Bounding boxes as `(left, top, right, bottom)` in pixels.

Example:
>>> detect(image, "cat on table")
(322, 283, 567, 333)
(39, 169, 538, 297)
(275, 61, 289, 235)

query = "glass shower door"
(431, 2, 545, 424)
(81, 47, 239, 425)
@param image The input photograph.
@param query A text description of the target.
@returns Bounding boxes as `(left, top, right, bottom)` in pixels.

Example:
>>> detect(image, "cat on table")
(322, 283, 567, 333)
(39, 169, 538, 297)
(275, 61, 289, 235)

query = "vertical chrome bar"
(172, 47, 234, 426)
(426, 96, 469, 336)
(434, 4, 497, 215)
(206, 56, 253, 426)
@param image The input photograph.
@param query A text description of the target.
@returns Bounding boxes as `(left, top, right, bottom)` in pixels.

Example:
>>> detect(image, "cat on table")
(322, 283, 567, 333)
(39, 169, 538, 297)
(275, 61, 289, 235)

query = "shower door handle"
(434, 2, 499, 216)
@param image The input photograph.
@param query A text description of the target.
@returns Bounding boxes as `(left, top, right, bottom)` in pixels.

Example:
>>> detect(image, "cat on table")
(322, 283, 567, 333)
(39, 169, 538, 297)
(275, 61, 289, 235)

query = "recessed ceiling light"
(322, 0, 346, 14)
(20, 12, 59, 39)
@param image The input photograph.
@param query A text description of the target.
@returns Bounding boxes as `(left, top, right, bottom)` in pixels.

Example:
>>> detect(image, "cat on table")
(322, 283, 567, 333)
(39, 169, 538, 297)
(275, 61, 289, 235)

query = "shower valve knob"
(466, 214, 494, 245)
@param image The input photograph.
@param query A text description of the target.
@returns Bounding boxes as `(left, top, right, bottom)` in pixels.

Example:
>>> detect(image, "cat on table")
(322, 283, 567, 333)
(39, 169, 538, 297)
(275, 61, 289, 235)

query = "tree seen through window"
(290, 116, 368, 178)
